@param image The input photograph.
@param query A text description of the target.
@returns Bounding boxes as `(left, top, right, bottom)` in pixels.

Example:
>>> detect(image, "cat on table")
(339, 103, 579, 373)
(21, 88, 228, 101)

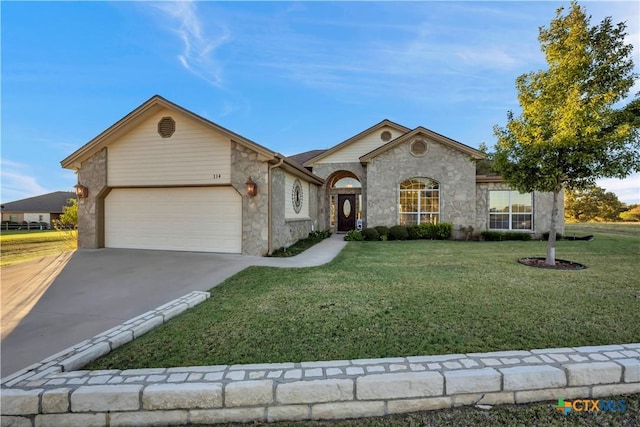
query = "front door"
(337, 194, 356, 232)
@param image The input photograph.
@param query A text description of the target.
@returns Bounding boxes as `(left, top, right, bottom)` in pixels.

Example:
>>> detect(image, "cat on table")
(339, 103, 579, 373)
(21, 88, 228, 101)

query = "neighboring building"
(1, 191, 76, 228)
(61, 95, 563, 255)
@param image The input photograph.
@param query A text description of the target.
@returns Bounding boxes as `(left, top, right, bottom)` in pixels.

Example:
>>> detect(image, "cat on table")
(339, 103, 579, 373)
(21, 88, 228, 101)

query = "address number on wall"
(212, 174, 222, 179)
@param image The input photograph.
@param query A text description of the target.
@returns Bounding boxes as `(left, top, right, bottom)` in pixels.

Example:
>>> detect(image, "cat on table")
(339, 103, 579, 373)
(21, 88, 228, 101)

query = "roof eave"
(61, 95, 279, 169)
(476, 175, 504, 183)
(360, 127, 486, 162)
(303, 119, 410, 166)
(279, 155, 324, 185)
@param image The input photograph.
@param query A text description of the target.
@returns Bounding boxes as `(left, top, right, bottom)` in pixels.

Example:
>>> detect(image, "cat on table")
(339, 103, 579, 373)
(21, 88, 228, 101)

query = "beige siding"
(105, 187, 242, 253)
(24, 213, 51, 223)
(285, 172, 310, 219)
(316, 126, 405, 164)
(108, 109, 231, 186)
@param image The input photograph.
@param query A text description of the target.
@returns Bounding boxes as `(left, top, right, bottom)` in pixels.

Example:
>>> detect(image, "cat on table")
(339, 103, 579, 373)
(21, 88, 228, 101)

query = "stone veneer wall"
(270, 169, 319, 251)
(311, 162, 367, 231)
(77, 148, 108, 249)
(366, 140, 476, 238)
(2, 291, 638, 427)
(475, 183, 565, 237)
(230, 143, 269, 256)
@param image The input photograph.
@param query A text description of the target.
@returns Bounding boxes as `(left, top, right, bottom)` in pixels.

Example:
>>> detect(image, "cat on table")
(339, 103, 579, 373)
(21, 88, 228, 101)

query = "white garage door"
(105, 187, 242, 253)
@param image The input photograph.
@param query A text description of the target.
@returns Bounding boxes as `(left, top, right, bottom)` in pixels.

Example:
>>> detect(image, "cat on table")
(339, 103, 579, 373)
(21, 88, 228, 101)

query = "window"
(399, 178, 439, 225)
(39, 215, 44, 221)
(333, 177, 361, 188)
(9, 215, 17, 223)
(489, 191, 533, 230)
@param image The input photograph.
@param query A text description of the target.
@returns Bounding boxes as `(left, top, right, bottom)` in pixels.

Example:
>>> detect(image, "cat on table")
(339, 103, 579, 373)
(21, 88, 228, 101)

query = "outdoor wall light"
(74, 183, 89, 198)
(246, 177, 257, 197)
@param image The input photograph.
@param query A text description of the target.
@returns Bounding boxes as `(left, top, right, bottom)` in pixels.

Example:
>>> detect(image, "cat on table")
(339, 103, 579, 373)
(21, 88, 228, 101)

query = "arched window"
(399, 178, 440, 225)
(330, 172, 361, 189)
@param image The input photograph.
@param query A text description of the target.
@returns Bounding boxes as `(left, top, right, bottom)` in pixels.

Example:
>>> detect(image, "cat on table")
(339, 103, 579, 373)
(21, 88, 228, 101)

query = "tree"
(564, 186, 625, 222)
(491, 2, 640, 265)
(620, 204, 640, 222)
(54, 198, 78, 229)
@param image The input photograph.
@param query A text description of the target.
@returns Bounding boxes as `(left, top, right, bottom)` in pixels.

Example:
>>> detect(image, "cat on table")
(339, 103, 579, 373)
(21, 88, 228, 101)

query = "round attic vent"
(158, 117, 176, 138)
(381, 130, 392, 142)
(410, 139, 428, 157)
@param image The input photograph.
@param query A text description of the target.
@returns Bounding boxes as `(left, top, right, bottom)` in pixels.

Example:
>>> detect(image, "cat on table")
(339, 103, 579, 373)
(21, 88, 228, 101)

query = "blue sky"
(2, 1, 639, 204)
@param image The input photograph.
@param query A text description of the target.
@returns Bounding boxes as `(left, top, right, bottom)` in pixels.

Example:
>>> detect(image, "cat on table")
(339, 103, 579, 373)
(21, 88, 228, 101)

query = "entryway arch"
(327, 171, 362, 232)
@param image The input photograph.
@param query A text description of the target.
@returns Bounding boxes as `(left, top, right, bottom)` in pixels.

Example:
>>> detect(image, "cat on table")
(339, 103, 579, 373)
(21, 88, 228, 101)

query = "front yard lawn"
(88, 223, 640, 370)
(0, 230, 77, 267)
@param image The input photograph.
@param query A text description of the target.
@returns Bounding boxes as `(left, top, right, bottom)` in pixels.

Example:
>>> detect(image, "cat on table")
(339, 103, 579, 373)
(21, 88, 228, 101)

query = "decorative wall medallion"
(381, 130, 392, 142)
(410, 138, 428, 157)
(292, 179, 303, 213)
(157, 117, 176, 138)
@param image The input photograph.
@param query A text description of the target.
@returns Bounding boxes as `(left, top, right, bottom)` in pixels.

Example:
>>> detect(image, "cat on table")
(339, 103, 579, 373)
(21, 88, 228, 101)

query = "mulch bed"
(518, 257, 586, 270)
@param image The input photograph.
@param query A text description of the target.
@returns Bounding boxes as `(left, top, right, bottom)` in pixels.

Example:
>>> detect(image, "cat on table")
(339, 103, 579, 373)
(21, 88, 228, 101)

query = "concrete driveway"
(1, 235, 347, 378)
(1, 248, 257, 377)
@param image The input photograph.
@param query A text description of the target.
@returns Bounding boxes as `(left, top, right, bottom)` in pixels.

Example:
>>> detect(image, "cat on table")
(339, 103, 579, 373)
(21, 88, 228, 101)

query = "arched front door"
(337, 194, 356, 232)
(328, 171, 361, 232)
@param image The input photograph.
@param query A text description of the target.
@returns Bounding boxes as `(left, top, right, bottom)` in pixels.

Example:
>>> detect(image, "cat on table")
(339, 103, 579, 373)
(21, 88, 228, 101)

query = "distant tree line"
(564, 186, 639, 222)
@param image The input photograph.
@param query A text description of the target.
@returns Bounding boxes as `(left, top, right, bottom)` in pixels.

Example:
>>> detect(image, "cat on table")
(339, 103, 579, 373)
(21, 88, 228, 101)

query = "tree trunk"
(545, 189, 560, 265)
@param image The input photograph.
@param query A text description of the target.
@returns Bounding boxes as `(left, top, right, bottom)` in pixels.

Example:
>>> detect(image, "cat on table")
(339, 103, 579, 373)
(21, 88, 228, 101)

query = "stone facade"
(77, 149, 108, 249)
(230, 142, 269, 256)
(311, 162, 366, 231)
(366, 138, 476, 238)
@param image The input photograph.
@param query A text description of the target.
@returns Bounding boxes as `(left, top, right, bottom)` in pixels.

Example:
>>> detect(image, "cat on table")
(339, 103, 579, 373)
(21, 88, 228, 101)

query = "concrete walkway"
(0, 234, 347, 377)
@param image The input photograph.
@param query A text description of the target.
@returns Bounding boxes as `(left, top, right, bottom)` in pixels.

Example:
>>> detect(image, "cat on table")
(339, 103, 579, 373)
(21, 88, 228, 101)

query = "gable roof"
(1, 191, 76, 213)
(359, 126, 486, 162)
(303, 119, 410, 166)
(60, 95, 323, 185)
(288, 149, 327, 166)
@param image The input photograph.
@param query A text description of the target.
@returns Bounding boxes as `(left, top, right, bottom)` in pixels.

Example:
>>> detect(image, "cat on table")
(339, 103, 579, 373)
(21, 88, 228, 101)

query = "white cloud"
(1, 159, 50, 202)
(151, 1, 230, 87)
(597, 173, 640, 205)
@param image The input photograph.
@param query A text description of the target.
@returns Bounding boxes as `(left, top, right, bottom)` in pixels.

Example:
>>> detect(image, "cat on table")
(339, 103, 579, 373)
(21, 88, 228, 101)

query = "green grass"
(0, 230, 77, 267)
(177, 394, 640, 426)
(88, 223, 640, 370)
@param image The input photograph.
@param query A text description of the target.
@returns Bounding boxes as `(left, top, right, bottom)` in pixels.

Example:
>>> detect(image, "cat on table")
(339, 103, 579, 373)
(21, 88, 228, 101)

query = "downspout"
(267, 156, 284, 255)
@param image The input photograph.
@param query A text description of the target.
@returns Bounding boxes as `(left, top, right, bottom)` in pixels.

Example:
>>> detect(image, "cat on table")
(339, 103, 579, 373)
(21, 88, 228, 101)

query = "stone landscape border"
(1, 292, 639, 427)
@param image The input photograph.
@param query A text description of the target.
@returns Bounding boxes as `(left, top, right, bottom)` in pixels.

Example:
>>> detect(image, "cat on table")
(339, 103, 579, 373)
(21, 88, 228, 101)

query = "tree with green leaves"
(564, 186, 625, 222)
(54, 198, 78, 229)
(620, 204, 640, 222)
(491, 2, 639, 265)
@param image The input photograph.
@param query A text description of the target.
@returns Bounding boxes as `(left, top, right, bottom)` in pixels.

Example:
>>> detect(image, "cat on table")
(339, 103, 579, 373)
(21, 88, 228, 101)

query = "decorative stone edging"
(0, 291, 210, 388)
(1, 293, 639, 427)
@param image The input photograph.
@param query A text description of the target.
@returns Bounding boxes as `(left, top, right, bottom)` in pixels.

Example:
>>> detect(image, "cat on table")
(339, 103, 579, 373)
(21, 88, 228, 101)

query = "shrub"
(460, 225, 474, 241)
(481, 231, 505, 241)
(374, 226, 390, 238)
(407, 225, 421, 240)
(432, 222, 453, 240)
(309, 229, 332, 240)
(344, 230, 363, 241)
(415, 223, 432, 239)
(361, 228, 380, 241)
(388, 225, 409, 241)
(504, 232, 532, 241)
(542, 232, 563, 241)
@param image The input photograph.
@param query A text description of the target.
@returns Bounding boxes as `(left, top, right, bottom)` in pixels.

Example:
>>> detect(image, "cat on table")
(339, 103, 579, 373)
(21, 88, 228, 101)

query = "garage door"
(105, 187, 242, 253)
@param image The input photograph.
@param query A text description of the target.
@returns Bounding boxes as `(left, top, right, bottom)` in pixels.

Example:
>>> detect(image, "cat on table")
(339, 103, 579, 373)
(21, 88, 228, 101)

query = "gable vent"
(158, 117, 176, 138)
(381, 130, 392, 142)
(410, 139, 428, 157)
